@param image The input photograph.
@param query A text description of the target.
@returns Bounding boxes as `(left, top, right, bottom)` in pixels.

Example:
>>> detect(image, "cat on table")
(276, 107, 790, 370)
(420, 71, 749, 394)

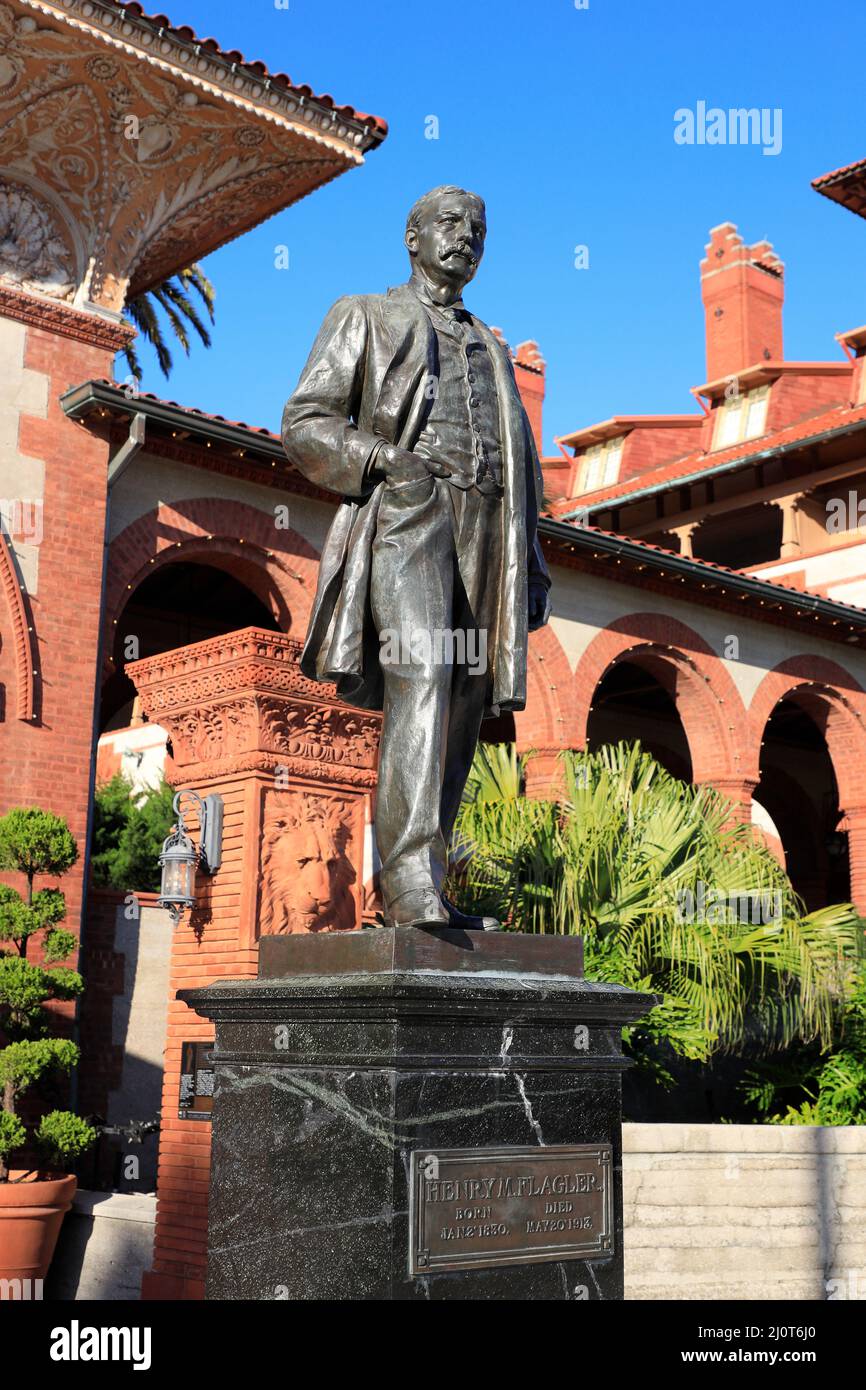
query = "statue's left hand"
(528, 584, 551, 632)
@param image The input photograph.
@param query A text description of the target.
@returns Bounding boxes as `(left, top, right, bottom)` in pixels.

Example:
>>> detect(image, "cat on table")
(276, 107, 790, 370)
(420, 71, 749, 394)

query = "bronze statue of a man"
(282, 185, 551, 930)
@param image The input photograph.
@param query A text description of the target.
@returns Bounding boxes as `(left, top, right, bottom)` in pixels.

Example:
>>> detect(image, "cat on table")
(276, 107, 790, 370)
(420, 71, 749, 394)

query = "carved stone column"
(672, 522, 699, 559)
(127, 626, 380, 1299)
(777, 494, 804, 559)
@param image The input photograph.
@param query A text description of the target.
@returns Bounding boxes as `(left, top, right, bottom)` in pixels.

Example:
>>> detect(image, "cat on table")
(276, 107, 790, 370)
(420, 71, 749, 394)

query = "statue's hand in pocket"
(377, 444, 451, 489)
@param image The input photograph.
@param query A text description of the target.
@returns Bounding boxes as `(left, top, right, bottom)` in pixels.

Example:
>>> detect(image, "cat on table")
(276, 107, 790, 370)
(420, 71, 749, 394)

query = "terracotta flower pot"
(0, 1171, 76, 1293)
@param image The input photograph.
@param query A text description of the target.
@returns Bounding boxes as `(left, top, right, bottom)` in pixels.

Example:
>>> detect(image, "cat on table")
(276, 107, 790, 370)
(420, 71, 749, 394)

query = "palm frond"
(449, 739, 862, 1059)
(154, 281, 212, 347)
(178, 264, 216, 320)
(122, 262, 216, 380)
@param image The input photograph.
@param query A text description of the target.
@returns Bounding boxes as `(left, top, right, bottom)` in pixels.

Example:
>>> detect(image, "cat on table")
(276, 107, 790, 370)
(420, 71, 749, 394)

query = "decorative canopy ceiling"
(0, 0, 386, 313)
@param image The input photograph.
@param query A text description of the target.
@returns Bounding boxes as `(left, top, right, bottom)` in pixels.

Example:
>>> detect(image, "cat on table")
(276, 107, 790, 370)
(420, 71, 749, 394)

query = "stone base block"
(182, 927, 653, 1301)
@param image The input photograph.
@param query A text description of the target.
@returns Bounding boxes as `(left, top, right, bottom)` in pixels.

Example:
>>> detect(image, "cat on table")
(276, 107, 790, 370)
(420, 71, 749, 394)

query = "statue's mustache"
(440, 245, 476, 265)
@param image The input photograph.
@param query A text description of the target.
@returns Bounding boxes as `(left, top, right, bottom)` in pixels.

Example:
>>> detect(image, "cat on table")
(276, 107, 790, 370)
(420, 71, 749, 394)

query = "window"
(712, 386, 770, 450)
(578, 437, 624, 493)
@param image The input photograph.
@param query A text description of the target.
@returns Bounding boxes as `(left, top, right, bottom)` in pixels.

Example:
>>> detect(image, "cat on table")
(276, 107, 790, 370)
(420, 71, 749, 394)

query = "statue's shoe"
(382, 887, 450, 929)
(441, 893, 501, 932)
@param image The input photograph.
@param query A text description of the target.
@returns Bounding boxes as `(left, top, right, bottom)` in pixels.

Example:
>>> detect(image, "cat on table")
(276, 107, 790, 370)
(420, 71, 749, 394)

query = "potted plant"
(0, 808, 96, 1288)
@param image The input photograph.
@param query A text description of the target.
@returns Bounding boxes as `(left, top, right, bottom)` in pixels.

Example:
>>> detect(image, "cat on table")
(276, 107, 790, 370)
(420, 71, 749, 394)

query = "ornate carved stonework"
(127, 627, 382, 787)
(259, 789, 360, 935)
(0, 178, 74, 297)
(127, 628, 381, 937)
(257, 699, 381, 769)
(0, 281, 133, 346)
(0, 0, 382, 310)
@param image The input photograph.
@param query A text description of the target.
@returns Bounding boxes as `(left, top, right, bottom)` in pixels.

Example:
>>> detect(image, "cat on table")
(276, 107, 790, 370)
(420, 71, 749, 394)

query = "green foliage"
(123, 263, 215, 381)
(90, 773, 133, 868)
(0, 1112, 26, 1164)
(0, 956, 60, 1031)
(0, 956, 83, 1034)
(42, 968, 84, 1002)
(42, 929, 77, 964)
(0, 1039, 79, 1093)
(91, 774, 175, 892)
(0, 806, 91, 1180)
(0, 884, 30, 943)
(450, 742, 862, 1068)
(0, 885, 67, 949)
(34, 1111, 97, 1168)
(742, 965, 866, 1124)
(0, 808, 77, 884)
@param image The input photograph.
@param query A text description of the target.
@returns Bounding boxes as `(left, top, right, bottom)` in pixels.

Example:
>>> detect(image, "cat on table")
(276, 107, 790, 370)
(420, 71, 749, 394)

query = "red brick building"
(4, 0, 866, 1300)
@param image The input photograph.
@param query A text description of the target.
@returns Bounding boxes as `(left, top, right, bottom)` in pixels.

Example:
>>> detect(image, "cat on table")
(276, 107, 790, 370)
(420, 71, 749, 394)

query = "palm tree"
(448, 741, 863, 1064)
(122, 264, 215, 381)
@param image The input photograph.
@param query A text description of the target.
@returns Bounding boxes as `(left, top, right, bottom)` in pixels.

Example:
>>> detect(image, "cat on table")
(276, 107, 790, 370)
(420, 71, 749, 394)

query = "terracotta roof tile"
(556, 401, 866, 513)
(812, 157, 866, 188)
(97, 380, 280, 438)
(113, 1, 387, 137)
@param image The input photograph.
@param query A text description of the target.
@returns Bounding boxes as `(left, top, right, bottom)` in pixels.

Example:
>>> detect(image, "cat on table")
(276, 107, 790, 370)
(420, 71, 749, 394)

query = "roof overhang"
(558, 408, 866, 520)
(539, 518, 866, 650)
(837, 325, 866, 356)
(813, 158, 866, 220)
(556, 415, 704, 453)
(0, 0, 386, 312)
(692, 360, 852, 401)
(59, 378, 866, 652)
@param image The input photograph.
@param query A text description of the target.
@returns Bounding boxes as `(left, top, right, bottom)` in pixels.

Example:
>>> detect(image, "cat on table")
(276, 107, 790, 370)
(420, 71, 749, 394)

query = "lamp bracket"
(173, 789, 223, 876)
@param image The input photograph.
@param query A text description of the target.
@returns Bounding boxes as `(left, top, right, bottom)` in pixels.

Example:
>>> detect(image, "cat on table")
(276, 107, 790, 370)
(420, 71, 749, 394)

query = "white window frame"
(712, 385, 770, 450)
(578, 436, 624, 493)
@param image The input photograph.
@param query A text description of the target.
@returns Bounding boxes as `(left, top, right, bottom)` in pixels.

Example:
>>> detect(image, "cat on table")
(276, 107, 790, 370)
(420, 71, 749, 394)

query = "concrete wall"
(79, 894, 172, 1192)
(623, 1124, 866, 1300)
(108, 449, 335, 559)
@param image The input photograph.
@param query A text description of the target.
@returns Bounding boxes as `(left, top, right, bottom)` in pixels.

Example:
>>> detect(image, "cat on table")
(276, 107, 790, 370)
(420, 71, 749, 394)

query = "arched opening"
(755, 697, 849, 909)
(100, 561, 281, 733)
(586, 659, 692, 782)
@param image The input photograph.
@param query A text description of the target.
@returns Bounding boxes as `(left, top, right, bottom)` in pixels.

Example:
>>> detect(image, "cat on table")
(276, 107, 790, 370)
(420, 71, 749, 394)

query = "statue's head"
(405, 185, 486, 292)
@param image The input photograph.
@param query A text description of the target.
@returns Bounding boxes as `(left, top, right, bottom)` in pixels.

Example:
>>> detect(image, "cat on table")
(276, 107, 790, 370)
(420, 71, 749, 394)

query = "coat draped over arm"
(281, 285, 550, 714)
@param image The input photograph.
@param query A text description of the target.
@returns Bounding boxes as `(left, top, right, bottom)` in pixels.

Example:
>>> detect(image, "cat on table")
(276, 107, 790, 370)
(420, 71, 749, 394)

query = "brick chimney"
(700, 224, 784, 382)
(513, 340, 546, 454)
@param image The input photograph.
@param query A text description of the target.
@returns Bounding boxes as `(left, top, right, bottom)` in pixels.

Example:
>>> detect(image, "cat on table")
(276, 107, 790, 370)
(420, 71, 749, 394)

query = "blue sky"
(126, 0, 866, 456)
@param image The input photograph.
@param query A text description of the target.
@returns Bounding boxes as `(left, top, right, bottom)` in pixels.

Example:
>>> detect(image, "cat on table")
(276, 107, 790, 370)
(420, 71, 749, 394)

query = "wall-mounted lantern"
(157, 789, 223, 926)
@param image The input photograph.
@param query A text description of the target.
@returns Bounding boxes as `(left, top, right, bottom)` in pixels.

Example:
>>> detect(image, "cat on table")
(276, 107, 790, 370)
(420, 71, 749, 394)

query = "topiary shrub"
(0, 807, 96, 1181)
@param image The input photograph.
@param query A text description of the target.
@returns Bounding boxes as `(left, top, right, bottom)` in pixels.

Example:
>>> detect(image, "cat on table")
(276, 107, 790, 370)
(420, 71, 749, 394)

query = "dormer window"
(578, 436, 624, 493)
(712, 385, 770, 450)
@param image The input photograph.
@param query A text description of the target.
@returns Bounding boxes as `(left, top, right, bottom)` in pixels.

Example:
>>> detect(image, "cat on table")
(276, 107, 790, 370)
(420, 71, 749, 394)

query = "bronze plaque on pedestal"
(409, 1144, 613, 1275)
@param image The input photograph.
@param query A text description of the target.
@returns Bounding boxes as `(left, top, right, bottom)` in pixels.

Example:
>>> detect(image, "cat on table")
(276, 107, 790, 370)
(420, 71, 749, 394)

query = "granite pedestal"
(181, 928, 653, 1301)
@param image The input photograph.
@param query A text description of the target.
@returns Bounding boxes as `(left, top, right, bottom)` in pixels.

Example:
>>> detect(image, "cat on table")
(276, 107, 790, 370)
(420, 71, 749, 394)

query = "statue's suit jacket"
(281, 282, 550, 714)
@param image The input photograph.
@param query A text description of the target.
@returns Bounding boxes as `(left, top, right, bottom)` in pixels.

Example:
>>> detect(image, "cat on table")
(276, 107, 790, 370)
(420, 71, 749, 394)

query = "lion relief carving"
(259, 790, 359, 935)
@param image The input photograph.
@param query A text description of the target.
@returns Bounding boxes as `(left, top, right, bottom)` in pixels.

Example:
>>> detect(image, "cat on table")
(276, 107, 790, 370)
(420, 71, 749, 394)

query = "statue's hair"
(405, 185, 486, 235)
